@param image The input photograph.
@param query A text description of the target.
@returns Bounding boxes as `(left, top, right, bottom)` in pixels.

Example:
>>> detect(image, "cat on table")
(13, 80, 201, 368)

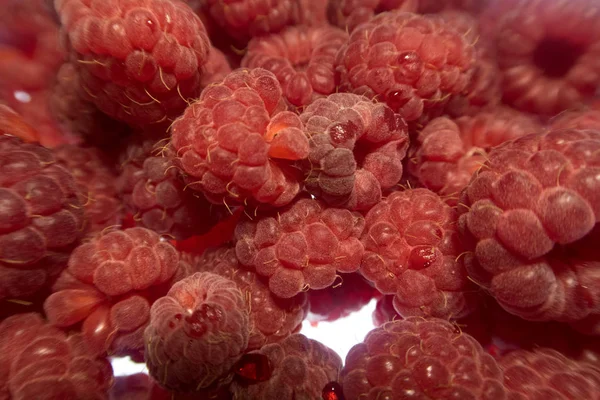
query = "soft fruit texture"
(342, 317, 507, 400)
(200, 47, 232, 89)
(43, 227, 186, 359)
(490, 0, 600, 116)
(242, 25, 348, 108)
(0, 135, 85, 301)
(144, 272, 249, 392)
(335, 11, 476, 123)
(327, 0, 418, 33)
(500, 348, 600, 400)
(0, 105, 40, 143)
(372, 294, 398, 327)
(418, 0, 489, 14)
(196, 247, 308, 351)
(54, 0, 211, 126)
(234, 197, 366, 298)
(408, 108, 541, 204)
(170, 68, 309, 208)
(458, 129, 600, 326)
(551, 109, 600, 131)
(300, 93, 409, 211)
(230, 333, 342, 400)
(0, 313, 114, 400)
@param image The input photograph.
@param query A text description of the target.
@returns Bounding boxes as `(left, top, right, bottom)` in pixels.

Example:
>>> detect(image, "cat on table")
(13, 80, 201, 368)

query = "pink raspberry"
(551, 109, 600, 131)
(144, 272, 250, 393)
(361, 188, 478, 319)
(230, 333, 342, 400)
(0, 313, 113, 400)
(457, 129, 600, 327)
(241, 25, 348, 108)
(408, 108, 541, 204)
(196, 247, 308, 350)
(170, 68, 309, 208)
(342, 317, 507, 400)
(0, 135, 85, 301)
(43, 227, 188, 360)
(300, 93, 409, 211)
(200, 47, 232, 89)
(327, 0, 418, 33)
(54, 0, 211, 126)
(234, 197, 366, 298)
(335, 11, 476, 123)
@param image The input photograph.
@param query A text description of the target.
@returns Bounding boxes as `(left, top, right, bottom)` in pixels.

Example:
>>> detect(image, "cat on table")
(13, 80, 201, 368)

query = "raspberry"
(196, 247, 308, 351)
(327, 0, 418, 33)
(335, 11, 476, 123)
(0, 313, 114, 399)
(144, 271, 250, 393)
(0, 104, 40, 143)
(457, 129, 600, 325)
(53, 144, 122, 235)
(417, 0, 489, 14)
(241, 26, 348, 108)
(0, 135, 86, 301)
(170, 68, 309, 208)
(499, 349, 600, 400)
(551, 109, 600, 131)
(490, 0, 600, 115)
(361, 188, 478, 319)
(372, 295, 398, 327)
(295, 0, 328, 27)
(43, 227, 187, 359)
(200, 47, 232, 89)
(230, 333, 342, 400)
(235, 197, 366, 298)
(117, 137, 224, 240)
(300, 93, 409, 211)
(408, 108, 542, 204)
(54, 0, 211, 126)
(341, 317, 507, 400)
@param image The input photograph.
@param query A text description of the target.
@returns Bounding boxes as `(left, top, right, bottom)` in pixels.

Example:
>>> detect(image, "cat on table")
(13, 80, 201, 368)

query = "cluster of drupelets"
(0, 0, 599, 399)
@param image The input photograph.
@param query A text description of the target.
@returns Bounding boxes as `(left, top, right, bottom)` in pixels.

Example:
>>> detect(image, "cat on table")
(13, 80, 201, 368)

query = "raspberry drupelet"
(551, 109, 600, 131)
(0, 135, 86, 301)
(335, 11, 476, 124)
(144, 272, 250, 393)
(170, 68, 310, 208)
(458, 129, 600, 329)
(360, 188, 478, 320)
(0, 313, 114, 400)
(241, 25, 348, 108)
(54, 0, 211, 126)
(200, 47, 232, 90)
(327, 0, 419, 33)
(341, 318, 507, 400)
(300, 93, 409, 211)
(234, 197, 366, 299)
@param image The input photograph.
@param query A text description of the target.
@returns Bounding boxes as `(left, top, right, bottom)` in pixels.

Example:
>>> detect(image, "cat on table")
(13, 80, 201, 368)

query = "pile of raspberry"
(1, 0, 600, 399)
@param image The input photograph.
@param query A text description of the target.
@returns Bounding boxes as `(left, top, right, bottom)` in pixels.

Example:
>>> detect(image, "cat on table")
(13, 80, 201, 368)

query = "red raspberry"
(417, 0, 489, 14)
(300, 93, 409, 211)
(457, 129, 600, 326)
(43, 227, 188, 359)
(0, 135, 85, 301)
(0, 104, 40, 143)
(200, 47, 232, 89)
(361, 188, 477, 319)
(499, 349, 600, 400)
(551, 109, 600, 131)
(0, 313, 113, 400)
(170, 68, 309, 208)
(230, 333, 342, 400)
(342, 317, 507, 400)
(241, 26, 348, 108)
(490, 0, 600, 115)
(372, 294, 398, 327)
(335, 11, 476, 123)
(235, 197, 366, 298)
(144, 272, 250, 393)
(295, 0, 328, 27)
(54, 0, 211, 126)
(327, 0, 419, 33)
(408, 108, 541, 205)
(196, 247, 308, 350)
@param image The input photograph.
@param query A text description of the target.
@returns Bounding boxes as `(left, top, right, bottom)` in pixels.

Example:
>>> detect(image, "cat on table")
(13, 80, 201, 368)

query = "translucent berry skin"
(335, 11, 476, 123)
(0, 135, 86, 300)
(0, 313, 114, 400)
(327, 0, 418, 33)
(500, 349, 600, 400)
(458, 129, 600, 325)
(54, 0, 211, 126)
(144, 272, 250, 392)
(43, 227, 184, 359)
(235, 198, 366, 298)
(342, 318, 507, 400)
(242, 26, 348, 108)
(197, 247, 308, 351)
(230, 333, 342, 400)
(0, 105, 40, 143)
(361, 188, 477, 319)
(170, 68, 309, 208)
